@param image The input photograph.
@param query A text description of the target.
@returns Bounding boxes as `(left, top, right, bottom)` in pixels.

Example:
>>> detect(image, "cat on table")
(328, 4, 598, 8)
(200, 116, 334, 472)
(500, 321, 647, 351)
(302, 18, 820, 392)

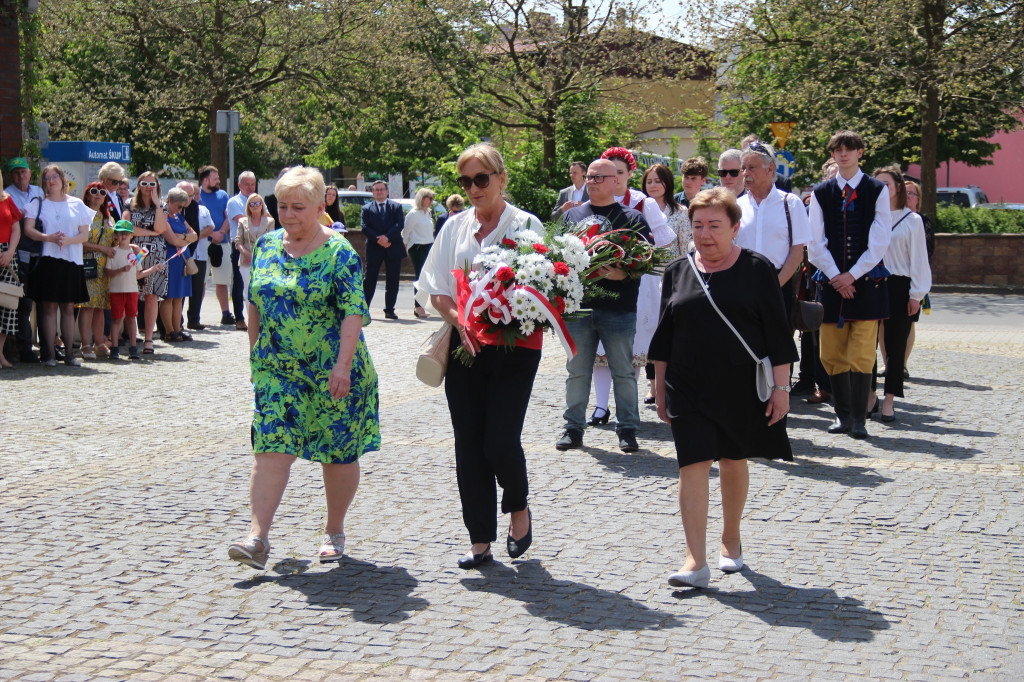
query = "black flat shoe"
(507, 509, 532, 559)
(867, 401, 879, 418)
(643, 395, 656, 404)
(587, 407, 610, 426)
(880, 411, 896, 423)
(457, 545, 492, 569)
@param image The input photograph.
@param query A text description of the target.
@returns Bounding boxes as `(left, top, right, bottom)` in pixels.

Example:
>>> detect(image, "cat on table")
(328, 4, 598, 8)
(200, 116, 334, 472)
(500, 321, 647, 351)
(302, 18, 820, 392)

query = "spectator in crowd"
(229, 166, 379, 571)
(4, 157, 43, 363)
(106, 220, 154, 361)
(22, 164, 94, 367)
(900, 179, 934, 371)
(125, 171, 170, 355)
(78, 181, 117, 359)
(361, 180, 406, 320)
(235, 192, 275, 304)
(402, 187, 435, 319)
(740, 134, 792, 192)
(673, 156, 709, 206)
(550, 161, 589, 220)
(434, 194, 464, 237)
(644, 163, 690, 257)
(117, 180, 131, 207)
(160, 188, 198, 342)
(717, 149, 745, 198)
(97, 162, 127, 220)
(807, 130, 891, 440)
(198, 165, 233, 327)
(557, 158, 652, 454)
(869, 167, 931, 423)
(226, 171, 256, 330)
(415, 143, 542, 569)
(263, 167, 290, 231)
(0, 170, 22, 368)
(179, 182, 216, 331)
(650, 187, 796, 589)
(324, 184, 343, 225)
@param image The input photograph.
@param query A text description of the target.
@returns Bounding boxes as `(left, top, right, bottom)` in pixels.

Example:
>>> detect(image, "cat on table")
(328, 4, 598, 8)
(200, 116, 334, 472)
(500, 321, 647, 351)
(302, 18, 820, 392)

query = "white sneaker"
(65, 357, 82, 367)
(44, 359, 57, 367)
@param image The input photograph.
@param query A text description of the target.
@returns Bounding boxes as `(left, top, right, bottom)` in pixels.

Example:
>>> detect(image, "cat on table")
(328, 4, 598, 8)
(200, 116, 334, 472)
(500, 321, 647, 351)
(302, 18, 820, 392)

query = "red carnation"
(553, 261, 570, 276)
(533, 243, 549, 254)
(501, 238, 517, 248)
(495, 266, 516, 283)
(552, 296, 566, 314)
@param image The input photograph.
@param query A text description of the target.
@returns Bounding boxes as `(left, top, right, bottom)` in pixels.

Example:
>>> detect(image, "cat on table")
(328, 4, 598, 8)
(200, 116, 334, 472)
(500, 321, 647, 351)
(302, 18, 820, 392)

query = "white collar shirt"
(807, 169, 892, 280)
(571, 185, 585, 203)
(735, 188, 811, 269)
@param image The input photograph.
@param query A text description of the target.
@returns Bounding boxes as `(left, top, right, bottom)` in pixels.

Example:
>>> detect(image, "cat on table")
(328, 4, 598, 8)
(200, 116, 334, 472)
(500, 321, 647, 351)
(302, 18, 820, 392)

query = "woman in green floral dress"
(228, 167, 380, 571)
(77, 182, 118, 359)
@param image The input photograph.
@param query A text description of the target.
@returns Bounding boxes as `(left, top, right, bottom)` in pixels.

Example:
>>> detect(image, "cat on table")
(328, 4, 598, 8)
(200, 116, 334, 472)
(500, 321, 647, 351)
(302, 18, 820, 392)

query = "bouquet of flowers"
(453, 228, 590, 364)
(567, 218, 673, 280)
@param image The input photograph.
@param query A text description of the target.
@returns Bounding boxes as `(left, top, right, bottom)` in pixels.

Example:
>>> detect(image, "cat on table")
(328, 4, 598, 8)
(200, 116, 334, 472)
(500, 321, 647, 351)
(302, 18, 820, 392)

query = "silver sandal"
(318, 533, 346, 564)
(228, 536, 270, 570)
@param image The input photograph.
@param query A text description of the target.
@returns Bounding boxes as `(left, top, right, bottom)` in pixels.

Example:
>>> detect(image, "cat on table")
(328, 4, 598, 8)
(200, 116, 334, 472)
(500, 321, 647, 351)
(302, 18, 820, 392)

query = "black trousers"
(444, 336, 541, 544)
(187, 260, 208, 325)
(363, 246, 403, 314)
(408, 243, 431, 303)
(15, 257, 36, 355)
(230, 246, 245, 321)
(881, 275, 913, 397)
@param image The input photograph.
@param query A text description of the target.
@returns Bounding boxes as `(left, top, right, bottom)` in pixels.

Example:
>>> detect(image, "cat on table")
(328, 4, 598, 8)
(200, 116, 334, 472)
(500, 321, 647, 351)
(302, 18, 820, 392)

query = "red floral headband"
(601, 147, 637, 172)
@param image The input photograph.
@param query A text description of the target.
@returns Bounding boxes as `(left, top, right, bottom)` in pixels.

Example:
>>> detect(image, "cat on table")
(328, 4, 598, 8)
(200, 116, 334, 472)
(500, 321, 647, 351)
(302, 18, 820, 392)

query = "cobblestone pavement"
(2, 286, 1022, 680)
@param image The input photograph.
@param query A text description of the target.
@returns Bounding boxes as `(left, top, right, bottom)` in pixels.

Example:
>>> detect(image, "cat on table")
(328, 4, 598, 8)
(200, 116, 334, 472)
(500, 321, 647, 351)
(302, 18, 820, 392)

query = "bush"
(342, 202, 363, 230)
(935, 206, 1024, 234)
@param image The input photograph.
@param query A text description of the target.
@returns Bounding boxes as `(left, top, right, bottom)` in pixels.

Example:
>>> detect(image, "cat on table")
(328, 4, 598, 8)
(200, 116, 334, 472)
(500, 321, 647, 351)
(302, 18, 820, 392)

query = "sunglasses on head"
(139, 180, 158, 187)
(717, 169, 741, 178)
(456, 171, 499, 190)
(748, 141, 774, 157)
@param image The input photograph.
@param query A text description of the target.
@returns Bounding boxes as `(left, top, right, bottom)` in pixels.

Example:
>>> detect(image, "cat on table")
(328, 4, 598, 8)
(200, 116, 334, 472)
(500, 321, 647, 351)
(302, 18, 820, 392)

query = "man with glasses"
(550, 161, 589, 220)
(735, 141, 810, 326)
(716, 149, 745, 198)
(741, 134, 792, 192)
(225, 171, 257, 331)
(361, 180, 406, 320)
(97, 162, 127, 220)
(673, 156, 709, 206)
(556, 158, 652, 454)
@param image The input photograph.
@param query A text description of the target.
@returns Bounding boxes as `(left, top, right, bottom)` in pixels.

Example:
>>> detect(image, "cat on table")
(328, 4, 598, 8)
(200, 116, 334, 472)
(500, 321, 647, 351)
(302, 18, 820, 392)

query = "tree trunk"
(919, 84, 940, 223)
(208, 102, 228, 189)
(540, 119, 557, 187)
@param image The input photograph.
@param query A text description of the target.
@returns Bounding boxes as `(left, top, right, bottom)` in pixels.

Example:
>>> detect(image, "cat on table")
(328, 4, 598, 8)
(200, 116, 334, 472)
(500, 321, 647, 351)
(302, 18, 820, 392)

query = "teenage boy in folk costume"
(806, 131, 891, 440)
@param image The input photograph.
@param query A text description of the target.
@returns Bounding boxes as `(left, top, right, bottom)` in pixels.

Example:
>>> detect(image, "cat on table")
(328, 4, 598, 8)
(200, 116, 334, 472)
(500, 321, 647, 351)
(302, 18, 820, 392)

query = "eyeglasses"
(585, 174, 615, 183)
(248, 201, 263, 207)
(139, 180, 158, 188)
(455, 172, 499, 190)
(88, 188, 106, 196)
(716, 169, 741, 178)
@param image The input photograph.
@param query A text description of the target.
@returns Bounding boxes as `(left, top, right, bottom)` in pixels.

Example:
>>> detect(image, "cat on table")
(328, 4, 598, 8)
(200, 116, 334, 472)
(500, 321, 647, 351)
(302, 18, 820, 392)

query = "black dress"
(649, 249, 798, 467)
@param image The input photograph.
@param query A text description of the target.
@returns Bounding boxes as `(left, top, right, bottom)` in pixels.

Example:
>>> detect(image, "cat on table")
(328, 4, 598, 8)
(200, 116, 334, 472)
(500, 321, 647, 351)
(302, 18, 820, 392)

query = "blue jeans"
(564, 310, 638, 433)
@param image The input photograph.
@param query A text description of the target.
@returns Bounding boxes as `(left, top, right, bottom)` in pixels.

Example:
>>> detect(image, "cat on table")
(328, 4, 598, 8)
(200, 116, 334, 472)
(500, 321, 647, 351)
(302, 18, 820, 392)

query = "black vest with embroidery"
(813, 175, 889, 324)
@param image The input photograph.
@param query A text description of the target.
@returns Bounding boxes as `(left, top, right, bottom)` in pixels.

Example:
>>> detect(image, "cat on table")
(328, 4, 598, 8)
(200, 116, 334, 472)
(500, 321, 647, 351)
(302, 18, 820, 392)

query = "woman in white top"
(22, 165, 96, 367)
(871, 167, 931, 423)
(415, 143, 541, 570)
(235, 192, 276, 304)
(403, 187, 435, 318)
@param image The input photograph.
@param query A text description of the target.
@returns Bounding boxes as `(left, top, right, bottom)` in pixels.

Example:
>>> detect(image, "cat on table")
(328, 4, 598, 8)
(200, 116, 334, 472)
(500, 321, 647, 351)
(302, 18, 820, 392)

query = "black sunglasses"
(717, 169, 741, 178)
(749, 141, 774, 157)
(456, 172, 499, 190)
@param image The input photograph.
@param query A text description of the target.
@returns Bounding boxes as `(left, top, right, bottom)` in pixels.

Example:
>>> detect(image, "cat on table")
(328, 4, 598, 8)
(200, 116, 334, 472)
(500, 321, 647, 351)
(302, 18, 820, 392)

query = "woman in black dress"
(650, 187, 797, 589)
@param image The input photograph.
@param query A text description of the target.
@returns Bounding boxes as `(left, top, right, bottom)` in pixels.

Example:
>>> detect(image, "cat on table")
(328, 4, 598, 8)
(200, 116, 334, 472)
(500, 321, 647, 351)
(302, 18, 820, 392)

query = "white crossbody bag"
(687, 253, 774, 403)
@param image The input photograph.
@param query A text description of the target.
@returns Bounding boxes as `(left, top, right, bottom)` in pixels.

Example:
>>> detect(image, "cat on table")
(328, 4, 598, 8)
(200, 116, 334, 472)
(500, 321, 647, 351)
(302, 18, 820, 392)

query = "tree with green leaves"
(699, 0, 1024, 218)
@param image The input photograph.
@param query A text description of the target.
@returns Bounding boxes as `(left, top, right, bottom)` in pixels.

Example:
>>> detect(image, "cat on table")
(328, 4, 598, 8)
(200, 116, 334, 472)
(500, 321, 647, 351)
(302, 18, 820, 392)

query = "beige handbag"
(0, 278, 24, 311)
(416, 323, 453, 387)
(184, 257, 199, 276)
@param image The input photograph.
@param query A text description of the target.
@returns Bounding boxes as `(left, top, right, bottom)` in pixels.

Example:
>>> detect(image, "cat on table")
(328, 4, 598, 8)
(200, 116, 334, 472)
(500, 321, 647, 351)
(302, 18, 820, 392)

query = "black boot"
(827, 371, 852, 434)
(849, 372, 872, 439)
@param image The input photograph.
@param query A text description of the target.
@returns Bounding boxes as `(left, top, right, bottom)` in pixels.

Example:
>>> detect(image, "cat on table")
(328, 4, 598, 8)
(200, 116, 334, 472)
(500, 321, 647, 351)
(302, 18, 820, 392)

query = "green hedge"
(935, 206, 1024, 234)
(342, 202, 363, 230)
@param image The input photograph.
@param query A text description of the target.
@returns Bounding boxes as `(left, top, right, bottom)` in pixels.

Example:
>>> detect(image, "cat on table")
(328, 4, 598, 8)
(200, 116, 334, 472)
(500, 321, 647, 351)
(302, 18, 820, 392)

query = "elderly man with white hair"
(97, 162, 127, 219)
(225, 170, 258, 330)
(716, 149, 746, 198)
(734, 140, 811, 326)
(177, 181, 217, 330)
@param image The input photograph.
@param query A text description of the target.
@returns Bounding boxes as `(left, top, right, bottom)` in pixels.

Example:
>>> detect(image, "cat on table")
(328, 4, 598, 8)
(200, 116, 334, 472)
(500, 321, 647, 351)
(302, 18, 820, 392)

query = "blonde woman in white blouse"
(871, 167, 931, 423)
(403, 187, 435, 318)
(235, 193, 275, 303)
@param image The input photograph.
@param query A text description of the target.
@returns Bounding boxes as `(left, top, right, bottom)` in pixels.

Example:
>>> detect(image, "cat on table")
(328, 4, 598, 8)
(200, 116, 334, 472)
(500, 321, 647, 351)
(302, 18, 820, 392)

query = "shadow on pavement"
(759, 458, 893, 488)
(672, 567, 891, 642)
(461, 560, 685, 631)
(906, 376, 992, 392)
(233, 557, 429, 624)
(868, 434, 983, 460)
(589, 448, 679, 479)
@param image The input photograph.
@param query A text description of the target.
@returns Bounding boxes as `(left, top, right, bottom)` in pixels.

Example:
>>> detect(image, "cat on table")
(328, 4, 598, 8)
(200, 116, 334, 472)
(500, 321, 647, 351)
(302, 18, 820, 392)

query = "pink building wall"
(908, 116, 1024, 203)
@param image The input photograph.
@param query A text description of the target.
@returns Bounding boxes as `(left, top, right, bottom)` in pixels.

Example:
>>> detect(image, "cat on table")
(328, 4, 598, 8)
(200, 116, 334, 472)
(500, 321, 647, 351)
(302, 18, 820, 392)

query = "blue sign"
(45, 141, 132, 164)
(775, 150, 796, 179)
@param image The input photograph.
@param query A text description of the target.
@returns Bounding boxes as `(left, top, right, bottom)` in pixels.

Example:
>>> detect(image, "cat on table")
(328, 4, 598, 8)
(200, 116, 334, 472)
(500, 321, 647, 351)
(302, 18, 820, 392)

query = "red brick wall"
(0, 11, 23, 161)
(932, 234, 1024, 286)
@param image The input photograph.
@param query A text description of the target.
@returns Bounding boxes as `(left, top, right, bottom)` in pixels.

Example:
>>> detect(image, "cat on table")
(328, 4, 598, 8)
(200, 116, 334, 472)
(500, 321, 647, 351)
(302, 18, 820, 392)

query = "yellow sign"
(769, 122, 797, 149)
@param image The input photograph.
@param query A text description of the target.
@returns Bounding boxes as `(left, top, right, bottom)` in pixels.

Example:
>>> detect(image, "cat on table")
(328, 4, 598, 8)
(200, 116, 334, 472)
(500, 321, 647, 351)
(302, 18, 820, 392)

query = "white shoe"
(719, 554, 744, 573)
(44, 358, 58, 367)
(65, 357, 82, 367)
(668, 564, 710, 588)
(82, 351, 97, 360)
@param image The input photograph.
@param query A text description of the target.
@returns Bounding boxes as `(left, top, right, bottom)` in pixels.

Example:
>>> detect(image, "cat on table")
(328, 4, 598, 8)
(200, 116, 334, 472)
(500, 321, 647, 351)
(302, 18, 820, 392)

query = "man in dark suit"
(98, 162, 127, 220)
(361, 180, 406, 319)
(550, 161, 588, 221)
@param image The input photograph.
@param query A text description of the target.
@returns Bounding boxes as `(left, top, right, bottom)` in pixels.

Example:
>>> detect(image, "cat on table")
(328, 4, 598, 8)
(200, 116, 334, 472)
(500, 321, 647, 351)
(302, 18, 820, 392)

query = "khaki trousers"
(820, 320, 878, 375)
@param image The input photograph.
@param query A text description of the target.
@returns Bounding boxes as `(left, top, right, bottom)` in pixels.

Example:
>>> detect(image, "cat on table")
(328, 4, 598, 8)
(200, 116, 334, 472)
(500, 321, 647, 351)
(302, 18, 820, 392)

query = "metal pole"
(228, 129, 235, 194)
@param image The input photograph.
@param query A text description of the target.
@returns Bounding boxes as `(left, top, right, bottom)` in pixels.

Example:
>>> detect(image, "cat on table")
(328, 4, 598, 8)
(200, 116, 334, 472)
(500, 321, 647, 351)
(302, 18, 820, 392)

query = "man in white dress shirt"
(550, 162, 589, 220)
(735, 141, 810, 324)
